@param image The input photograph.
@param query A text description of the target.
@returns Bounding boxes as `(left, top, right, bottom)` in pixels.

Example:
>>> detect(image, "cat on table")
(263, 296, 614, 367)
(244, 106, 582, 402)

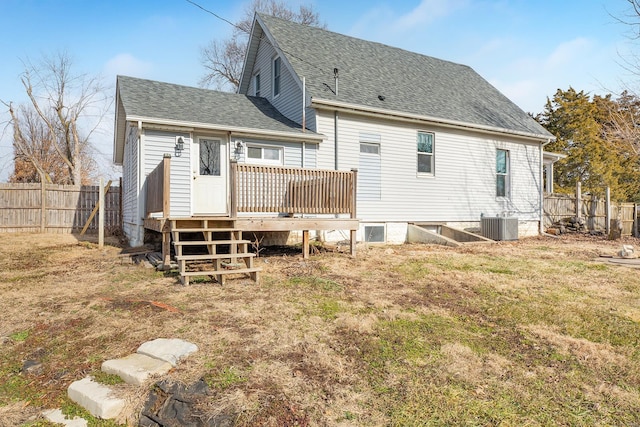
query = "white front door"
(192, 138, 228, 215)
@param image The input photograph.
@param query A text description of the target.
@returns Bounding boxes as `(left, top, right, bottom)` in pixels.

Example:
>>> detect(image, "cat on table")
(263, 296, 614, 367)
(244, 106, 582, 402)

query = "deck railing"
(145, 158, 357, 219)
(146, 154, 171, 217)
(231, 162, 357, 218)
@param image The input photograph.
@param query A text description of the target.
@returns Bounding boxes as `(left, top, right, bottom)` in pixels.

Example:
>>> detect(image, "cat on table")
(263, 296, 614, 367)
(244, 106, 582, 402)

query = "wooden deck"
(144, 157, 359, 284)
(144, 216, 359, 259)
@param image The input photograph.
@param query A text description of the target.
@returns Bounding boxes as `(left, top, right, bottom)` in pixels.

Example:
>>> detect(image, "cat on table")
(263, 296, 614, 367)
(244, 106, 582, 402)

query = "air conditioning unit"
(480, 217, 519, 241)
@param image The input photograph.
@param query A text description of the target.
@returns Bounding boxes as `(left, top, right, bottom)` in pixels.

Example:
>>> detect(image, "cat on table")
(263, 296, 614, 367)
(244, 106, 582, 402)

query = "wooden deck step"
(180, 267, 261, 285)
(176, 253, 256, 261)
(181, 268, 260, 276)
(169, 222, 259, 285)
(173, 240, 251, 246)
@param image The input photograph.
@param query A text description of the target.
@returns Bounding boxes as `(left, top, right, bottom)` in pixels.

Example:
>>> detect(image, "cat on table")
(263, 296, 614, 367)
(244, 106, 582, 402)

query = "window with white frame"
(254, 73, 261, 97)
(496, 148, 510, 198)
(359, 141, 381, 201)
(273, 57, 281, 97)
(246, 144, 283, 165)
(417, 131, 434, 174)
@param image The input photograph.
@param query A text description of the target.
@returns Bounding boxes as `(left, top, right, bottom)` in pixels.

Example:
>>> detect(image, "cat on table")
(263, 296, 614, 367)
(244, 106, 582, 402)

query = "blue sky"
(0, 0, 635, 181)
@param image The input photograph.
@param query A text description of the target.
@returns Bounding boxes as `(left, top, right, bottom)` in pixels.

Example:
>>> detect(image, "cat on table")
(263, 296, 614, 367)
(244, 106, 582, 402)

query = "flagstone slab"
(43, 409, 88, 427)
(136, 338, 198, 366)
(102, 353, 173, 386)
(67, 377, 125, 419)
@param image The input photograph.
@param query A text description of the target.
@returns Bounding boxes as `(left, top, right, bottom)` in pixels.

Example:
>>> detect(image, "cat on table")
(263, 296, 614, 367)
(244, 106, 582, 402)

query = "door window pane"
(200, 140, 220, 176)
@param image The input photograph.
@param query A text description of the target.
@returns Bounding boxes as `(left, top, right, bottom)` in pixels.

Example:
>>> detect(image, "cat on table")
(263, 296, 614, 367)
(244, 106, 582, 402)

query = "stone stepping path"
(43, 338, 198, 425)
(42, 409, 87, 427)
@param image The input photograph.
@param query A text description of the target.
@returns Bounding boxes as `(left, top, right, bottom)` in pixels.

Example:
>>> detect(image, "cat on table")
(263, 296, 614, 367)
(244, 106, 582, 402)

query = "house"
(237, 13, 557, 240)
(113, 13, 557, 281)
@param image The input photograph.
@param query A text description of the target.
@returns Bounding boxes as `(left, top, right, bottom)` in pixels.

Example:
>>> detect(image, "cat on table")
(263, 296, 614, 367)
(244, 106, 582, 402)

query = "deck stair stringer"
(171, 218, 261, 285)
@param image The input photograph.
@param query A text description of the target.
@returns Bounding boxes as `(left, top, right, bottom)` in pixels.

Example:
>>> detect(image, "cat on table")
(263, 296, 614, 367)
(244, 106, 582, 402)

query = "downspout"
(137, 120, 144, 246)
(331, 69, 340, 237)
(334, 111, 339, 170)
(302, 76, 306, 133)
(334, 68, 339, 171)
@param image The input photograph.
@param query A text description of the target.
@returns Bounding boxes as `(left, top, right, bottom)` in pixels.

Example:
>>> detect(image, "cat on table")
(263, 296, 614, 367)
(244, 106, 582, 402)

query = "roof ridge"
(256, 12, 472, 71)
(118, 75, 246, 97)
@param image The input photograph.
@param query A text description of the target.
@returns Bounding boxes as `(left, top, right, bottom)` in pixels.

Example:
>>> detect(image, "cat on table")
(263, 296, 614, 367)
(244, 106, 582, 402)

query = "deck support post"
(302, 230, 310, 259)
(161, 155, 171, 270)
(161, 220, 171, 270)
(350, 168, 358, 257)
(350, 230, 356, 256)
(230, 160, 238, 218)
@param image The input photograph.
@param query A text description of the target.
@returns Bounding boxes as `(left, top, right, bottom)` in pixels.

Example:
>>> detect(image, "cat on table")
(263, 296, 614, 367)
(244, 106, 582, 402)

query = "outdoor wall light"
(175, 137, 185, 157)
(232, 140, 244, 160)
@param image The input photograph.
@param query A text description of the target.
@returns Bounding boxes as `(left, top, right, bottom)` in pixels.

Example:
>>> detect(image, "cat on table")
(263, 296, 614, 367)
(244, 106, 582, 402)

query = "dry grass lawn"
(1, 232, 640, 426)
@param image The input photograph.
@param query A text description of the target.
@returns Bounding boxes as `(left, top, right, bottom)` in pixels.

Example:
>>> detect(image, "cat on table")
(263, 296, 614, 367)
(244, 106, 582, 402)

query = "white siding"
(303, 143, 317, 168)
(143, 130, 191, 217)
(303, 108, 316, 133)
(122, 125, 140, 245)
(315, 110, 542, 225)
(316, 111, 338, 170)
(246, 38, 315, 131)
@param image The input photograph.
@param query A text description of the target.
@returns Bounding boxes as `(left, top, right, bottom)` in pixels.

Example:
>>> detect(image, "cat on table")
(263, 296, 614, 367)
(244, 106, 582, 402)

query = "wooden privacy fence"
(0, 182, 122, 234)
(544, 186, 638, 236)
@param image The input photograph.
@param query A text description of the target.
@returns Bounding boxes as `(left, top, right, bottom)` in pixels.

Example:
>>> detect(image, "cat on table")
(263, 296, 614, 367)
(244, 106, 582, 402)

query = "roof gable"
(113, 76, 321, 164)
(117, 75, 309, 133)
(246, 13, 552, 140)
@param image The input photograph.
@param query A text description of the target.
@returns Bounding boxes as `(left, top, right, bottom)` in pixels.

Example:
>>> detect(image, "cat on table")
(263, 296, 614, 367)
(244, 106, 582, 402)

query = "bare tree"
(617, 0, 640, 39)
(199, 0, 324, 91)
(4, 103, 53, 183)
(2, 52, 109, 185)
(5, 103, 98, 184)
(599, 91, 640, 157)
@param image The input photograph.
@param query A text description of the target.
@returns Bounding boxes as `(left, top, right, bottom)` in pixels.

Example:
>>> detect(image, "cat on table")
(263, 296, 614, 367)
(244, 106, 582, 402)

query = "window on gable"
(273, 57, 281, 97)
(247, 144, 283, 165)
(417, 131, 434, 174)
(254, 73, 261, 97)
(496, 148, 510, 198)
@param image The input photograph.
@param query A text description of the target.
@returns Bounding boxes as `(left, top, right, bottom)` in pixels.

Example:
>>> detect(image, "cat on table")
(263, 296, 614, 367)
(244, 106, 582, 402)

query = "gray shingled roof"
(117, 75, 313, 136)
(257, 13, 552, 139)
